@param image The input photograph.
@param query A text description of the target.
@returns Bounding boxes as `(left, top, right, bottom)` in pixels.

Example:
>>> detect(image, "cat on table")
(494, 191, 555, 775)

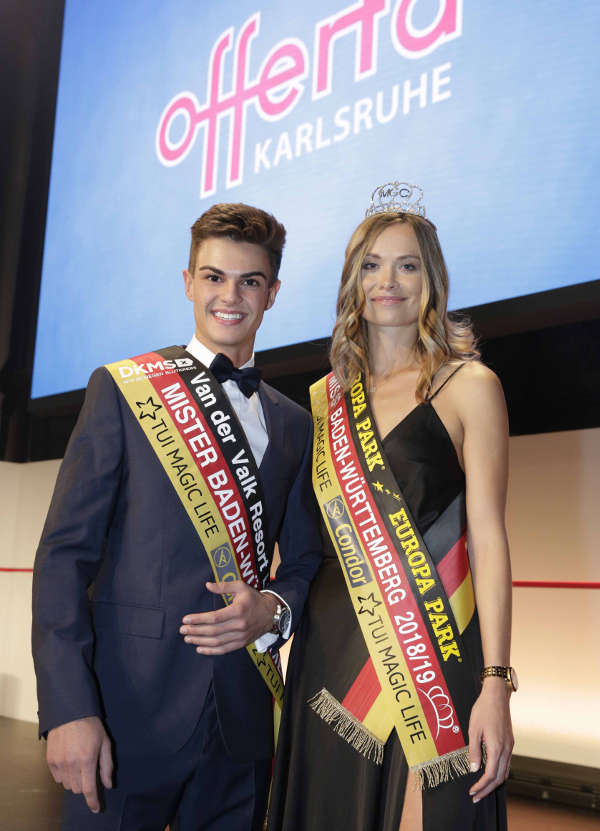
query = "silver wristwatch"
(271, 602, 291, 636)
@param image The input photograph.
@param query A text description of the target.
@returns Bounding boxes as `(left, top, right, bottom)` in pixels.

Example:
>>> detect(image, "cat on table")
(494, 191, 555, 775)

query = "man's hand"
(180, 581, 278, 655)
(47, 716, 113, 813)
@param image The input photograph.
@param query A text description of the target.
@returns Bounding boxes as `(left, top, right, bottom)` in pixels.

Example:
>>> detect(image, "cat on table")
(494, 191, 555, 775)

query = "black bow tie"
(210, 352, 261, 398)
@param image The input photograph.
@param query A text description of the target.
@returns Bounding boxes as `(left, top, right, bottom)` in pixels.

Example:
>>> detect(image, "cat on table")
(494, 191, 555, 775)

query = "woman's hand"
(468, 677, 514, 802)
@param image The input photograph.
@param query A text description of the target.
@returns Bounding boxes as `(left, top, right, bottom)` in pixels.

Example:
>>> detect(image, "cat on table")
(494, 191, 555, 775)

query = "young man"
(32, 203, 322, 830)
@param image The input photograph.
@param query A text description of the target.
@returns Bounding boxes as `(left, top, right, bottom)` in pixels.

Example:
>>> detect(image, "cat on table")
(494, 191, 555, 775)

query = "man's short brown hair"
(188, 203, 286, 285)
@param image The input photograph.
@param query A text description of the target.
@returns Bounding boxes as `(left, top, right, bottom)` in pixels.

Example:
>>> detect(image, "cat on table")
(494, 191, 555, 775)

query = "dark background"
(2, 0, 599, 464)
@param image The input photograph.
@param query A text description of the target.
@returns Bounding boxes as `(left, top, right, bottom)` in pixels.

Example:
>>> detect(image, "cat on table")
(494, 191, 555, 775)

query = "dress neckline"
(380, 402, 427, 444)
(378, 362, 467, 445)
(381, 401, 464, 474)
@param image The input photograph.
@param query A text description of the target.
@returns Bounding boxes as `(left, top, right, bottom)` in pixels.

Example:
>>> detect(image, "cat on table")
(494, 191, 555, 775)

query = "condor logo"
(119, 358, 193, 378)
(210, 543, 236, 584)
(325, 497, 372, 588)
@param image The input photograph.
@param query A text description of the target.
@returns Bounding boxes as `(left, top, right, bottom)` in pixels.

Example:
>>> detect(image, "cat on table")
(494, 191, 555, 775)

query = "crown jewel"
(365, 181, 426, 218)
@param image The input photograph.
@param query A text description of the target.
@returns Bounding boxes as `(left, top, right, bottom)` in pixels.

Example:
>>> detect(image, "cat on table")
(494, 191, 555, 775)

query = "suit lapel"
(258, 383, 282, 481)
(257, 384, 284, 552)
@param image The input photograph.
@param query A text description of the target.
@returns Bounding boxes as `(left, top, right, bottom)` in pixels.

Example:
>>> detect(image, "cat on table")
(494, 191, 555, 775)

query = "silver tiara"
(365, 182, 426, 218)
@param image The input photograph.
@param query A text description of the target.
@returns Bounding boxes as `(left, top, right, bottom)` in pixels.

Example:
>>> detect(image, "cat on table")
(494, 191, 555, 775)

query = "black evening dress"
(268, 383, 507, 831)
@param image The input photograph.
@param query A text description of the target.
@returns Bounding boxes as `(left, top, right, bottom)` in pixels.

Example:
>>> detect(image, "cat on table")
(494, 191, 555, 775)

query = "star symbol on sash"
(357, 593, 381, 616)
(373, 481, 384, 493)
(137, 396, 162, 420)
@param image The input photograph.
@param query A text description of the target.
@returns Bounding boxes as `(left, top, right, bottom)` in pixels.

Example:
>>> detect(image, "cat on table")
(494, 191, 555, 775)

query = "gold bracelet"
(480, 665, 518, 692)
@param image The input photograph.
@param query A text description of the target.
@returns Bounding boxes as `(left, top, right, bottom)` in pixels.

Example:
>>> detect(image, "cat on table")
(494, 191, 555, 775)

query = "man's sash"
(310, 371, 479, 786)
(105, 346, 283, 709)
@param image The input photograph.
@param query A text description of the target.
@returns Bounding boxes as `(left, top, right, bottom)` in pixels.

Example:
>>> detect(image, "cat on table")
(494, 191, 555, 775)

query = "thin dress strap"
(426, 362, 467, 402)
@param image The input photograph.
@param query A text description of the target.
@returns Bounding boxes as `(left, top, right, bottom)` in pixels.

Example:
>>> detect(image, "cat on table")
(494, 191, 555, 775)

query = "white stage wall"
(1, 429, 599, 766)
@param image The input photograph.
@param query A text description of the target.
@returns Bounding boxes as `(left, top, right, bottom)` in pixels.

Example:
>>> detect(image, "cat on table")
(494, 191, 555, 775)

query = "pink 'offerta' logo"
(156, 0, 462, 197)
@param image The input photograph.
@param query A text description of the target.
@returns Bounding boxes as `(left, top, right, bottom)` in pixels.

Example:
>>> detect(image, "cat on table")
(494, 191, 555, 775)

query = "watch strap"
(480, 665, 517, 691)
(270, 603, 284, 635)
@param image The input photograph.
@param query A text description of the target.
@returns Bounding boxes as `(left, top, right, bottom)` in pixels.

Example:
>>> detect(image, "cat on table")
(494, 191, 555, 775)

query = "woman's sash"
(310, 371, 479, 786)
(105, 345, 283, 709)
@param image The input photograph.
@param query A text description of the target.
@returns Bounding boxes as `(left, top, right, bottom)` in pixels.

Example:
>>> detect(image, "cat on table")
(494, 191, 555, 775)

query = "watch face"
(278, 607, 291, 635)
(509, 667, 519, 692)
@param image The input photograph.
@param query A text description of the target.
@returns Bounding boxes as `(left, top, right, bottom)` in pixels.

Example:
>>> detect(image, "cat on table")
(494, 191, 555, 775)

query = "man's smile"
(212, 310, 246, 323)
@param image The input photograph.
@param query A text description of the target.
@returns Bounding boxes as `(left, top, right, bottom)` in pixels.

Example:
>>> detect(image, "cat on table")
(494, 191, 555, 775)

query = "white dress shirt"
(185, 336, 291, 649)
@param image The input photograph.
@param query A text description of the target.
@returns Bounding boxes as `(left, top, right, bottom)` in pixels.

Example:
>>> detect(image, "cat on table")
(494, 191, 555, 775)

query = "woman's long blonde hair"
(330, 212, 479, 400)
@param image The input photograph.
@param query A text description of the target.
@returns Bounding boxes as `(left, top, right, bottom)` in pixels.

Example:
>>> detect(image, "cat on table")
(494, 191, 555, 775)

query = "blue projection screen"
(32, 0, 600, 398)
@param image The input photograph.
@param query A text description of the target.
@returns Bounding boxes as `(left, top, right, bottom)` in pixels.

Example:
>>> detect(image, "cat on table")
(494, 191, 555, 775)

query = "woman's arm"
(454, 362, 514, 802)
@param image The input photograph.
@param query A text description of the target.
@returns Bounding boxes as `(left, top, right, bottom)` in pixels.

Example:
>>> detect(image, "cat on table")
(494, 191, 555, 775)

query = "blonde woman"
(268, 184, 514, 831)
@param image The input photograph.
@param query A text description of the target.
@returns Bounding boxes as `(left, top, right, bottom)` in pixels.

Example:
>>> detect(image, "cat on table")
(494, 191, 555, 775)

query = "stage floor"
(2, 717, 597, 830)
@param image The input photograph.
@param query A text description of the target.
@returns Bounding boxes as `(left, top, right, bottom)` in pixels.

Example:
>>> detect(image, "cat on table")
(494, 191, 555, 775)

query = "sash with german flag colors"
(309, 371, 481, 787)
(105, 346, 283, 715)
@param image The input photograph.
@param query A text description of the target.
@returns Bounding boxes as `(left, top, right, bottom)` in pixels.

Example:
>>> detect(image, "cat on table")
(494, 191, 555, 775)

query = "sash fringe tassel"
(308, 688, 384, 766)
(411, 746, 472, 789)
(309, 688, 474, 789)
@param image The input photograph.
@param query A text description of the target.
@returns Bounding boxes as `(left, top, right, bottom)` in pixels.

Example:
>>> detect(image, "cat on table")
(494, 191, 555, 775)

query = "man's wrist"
(256, 590, 292, 645)
(262, 592, 279, 628)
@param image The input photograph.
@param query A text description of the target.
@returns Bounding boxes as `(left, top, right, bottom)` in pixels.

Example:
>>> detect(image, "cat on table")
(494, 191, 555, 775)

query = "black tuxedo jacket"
(32, 365, 322, 760)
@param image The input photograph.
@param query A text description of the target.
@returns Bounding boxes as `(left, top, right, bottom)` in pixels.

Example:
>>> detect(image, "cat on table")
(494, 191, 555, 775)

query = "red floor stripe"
(512, 580, 600, 589)
(0, 568, 34, 572)
(1, 569, 599, 589)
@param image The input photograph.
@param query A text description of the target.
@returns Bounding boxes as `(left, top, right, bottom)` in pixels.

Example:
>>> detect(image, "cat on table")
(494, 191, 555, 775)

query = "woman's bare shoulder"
(456, 360, 501, 388)
(448, 361, 507, 423)
(430, 359, 499, 394)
